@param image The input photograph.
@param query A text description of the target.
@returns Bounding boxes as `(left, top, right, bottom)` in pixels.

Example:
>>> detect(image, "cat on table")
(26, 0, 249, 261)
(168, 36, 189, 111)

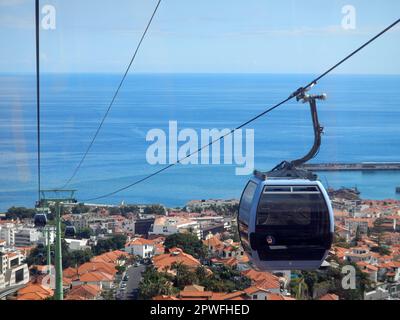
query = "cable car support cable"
(84, 18, 399, 201)
(60, 0, 162, 189)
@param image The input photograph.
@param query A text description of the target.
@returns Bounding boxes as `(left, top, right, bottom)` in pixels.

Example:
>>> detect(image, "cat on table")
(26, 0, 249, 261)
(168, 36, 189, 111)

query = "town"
(0, 188, 399, 301)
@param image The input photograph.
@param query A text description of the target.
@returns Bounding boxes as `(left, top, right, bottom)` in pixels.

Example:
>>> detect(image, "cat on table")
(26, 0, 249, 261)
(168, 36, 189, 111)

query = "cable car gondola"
(238, 88, 334, 270)
(34, 212, 47, 228)
(65, 226, 76, 238)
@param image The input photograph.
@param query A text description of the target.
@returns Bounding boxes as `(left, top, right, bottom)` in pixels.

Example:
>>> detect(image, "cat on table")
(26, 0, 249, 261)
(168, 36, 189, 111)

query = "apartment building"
(344, 218, 373, 236)
(14, 227, 39, 247)
(149, 216, 201, 238)
(0, 223, 16, 246)
(0, 250, 29, 289)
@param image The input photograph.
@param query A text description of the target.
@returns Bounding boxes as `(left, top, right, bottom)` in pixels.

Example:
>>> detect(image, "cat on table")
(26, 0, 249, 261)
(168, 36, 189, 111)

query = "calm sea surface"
(0, 73, 399, 211)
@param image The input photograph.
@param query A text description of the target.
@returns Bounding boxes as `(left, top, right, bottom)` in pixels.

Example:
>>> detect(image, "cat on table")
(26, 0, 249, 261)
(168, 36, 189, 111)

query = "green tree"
(289, 273, 310, 300)
(76, 228, 93, 239)
(93, 234, 127, 255)
(303, 271, 318, 298)
(164, 233, 207, 259)
(200, 265, 250, 293)
(101, 289, 116, 300)
(26, 240, 93, 269)
(172, 262, 199, 289)
(6, 207, 36, 220)
(65, 248, 94, 268)
(120, 205, 140, 216)
(195, 265, 208, 282)
(143, 205, 166, 215)
(138, 267, 176, 299)
(116, 265, 126, 274)
(26, 246, 47, 266)
(71, 203, 90, 214)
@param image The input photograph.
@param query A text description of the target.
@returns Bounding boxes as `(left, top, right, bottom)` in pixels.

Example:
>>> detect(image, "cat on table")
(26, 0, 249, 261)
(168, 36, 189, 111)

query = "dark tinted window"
(15, 268, 24, 283)
(264, 186, 291, 192)
(292, 186, 319, 192)
(256, 192, 328, 227)
(10, 258, 19, 267)
(239, 181, 257, 225)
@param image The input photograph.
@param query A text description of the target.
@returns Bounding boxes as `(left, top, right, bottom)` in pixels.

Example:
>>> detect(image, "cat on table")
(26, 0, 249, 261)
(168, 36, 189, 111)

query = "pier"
(300, 162, 400, 171)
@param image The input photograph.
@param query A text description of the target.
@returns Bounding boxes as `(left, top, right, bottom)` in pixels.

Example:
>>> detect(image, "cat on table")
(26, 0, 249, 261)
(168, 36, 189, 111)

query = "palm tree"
(291, 274, 309, 300)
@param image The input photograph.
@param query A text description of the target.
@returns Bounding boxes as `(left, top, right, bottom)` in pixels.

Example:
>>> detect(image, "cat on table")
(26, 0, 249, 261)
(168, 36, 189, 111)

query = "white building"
(37, 229, 56, 246)
(186, 199, 238, 212)
(14, 227, 39, 247)
(64, 238, 90, 251)
(149, 217, 201, 238)
(124, 238, 155, 258)
(345, 246, 378, 264)
(344, 218, 371, 236)
(0, 223, 16, 246)
(0, 250, 29, 289)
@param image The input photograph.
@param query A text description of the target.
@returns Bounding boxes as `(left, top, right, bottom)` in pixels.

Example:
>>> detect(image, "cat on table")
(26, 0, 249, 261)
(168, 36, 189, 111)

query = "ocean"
(0, 73, 399, 211)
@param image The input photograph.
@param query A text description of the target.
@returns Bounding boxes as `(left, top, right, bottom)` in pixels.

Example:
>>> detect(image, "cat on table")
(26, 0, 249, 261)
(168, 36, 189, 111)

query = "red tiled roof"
(63, 267, 78, 279)
(78, 262, 116, 275)
(67, 284, 101, 300)
(126, 238, 154, 246)
(79, 271, 114, 282)
(244, 286, 268, 295)
(153, 250, 201, 271)
(17, 292, 50, 300)
(241, 269, 280, 289)
(90, 250, 128, 264)
(17, 284, 53, 300)
(212, 291, 247, 300)
(203, 236, 223, 249)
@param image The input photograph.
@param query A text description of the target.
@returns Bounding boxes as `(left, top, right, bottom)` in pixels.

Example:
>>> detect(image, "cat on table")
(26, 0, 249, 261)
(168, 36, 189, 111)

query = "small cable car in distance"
(238, 86, 334, 270)
(34, 213, 47, 228)
(65, 225, 76, 238)
(34, 209, 48, 228)
(34, 201, 49, 228)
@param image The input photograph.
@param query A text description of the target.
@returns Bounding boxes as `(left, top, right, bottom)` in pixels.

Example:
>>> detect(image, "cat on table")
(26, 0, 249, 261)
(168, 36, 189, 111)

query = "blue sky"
(0, 0, 399, 74)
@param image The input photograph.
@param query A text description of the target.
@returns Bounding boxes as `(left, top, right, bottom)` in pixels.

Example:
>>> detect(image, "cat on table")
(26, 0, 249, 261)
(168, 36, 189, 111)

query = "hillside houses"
(152, 247, 202, 274)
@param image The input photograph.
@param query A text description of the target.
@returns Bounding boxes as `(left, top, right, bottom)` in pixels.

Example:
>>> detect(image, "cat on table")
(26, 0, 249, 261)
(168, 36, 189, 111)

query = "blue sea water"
(0, 73, 399, 211)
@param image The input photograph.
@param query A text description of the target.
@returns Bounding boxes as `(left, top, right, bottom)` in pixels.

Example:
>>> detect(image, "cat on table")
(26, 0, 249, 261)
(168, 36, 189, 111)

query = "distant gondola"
(34, 213, 47, 228)
(65, 226, 76, 238)
(37, 242, 45, 249)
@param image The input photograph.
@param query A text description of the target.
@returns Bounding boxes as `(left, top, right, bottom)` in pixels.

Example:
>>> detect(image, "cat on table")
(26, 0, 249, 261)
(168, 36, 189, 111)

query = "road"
(121, 264, 146, 300)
